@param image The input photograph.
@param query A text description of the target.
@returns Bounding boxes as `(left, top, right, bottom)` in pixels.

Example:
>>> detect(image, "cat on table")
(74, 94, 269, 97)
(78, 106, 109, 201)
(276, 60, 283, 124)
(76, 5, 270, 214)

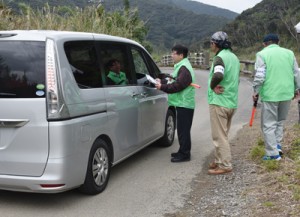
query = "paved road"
(0, 68, 253, 217)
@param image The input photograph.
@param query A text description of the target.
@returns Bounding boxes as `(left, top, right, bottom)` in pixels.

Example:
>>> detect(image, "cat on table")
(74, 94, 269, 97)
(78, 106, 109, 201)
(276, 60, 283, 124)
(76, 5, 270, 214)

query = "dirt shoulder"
(165, 99, 300, 217)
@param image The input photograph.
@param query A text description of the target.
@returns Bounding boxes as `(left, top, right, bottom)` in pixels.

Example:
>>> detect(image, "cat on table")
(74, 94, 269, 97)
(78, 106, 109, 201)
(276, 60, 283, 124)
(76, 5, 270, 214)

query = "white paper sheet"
(146, 74, 158, 84)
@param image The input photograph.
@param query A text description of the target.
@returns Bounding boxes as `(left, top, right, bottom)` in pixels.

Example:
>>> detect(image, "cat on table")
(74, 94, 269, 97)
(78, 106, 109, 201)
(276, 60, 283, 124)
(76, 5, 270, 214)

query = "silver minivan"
(0, 30, 175, 194)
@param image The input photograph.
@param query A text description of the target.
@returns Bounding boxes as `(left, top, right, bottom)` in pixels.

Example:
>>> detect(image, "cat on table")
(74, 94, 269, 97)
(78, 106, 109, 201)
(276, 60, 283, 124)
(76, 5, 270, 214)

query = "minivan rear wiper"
(0, 33, 17, 38)
(0, 92, 16, 96)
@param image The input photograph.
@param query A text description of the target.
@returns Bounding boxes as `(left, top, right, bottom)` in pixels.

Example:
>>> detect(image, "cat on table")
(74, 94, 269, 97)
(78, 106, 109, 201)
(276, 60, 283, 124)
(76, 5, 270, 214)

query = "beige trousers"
(209, 104, 236, 170)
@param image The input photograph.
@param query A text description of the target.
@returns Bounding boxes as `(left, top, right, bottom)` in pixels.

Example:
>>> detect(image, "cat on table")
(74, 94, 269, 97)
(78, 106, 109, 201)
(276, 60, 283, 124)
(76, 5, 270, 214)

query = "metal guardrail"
(160, 52, 209, 68)
(161, 53, 256, 76)
(240, 60, 255, 75)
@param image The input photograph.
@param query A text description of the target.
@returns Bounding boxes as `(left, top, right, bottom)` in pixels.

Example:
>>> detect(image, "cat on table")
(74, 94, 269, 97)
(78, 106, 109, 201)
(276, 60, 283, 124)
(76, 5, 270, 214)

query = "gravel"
(164, 100, 300, 217)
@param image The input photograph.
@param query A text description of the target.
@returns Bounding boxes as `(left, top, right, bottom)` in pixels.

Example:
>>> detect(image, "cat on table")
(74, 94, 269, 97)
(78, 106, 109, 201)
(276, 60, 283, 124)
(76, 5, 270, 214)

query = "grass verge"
(249, 122, 300, 215)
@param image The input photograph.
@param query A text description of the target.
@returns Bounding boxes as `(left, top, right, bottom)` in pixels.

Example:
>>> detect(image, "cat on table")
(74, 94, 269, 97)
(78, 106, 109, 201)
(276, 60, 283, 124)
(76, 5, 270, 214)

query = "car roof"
(0, 30, 141, 46)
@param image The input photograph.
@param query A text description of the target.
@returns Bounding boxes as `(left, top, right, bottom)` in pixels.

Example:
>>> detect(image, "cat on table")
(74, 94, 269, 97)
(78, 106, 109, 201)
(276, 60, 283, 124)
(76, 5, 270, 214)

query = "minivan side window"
(0, 41, 45, 98)
(146, 52, 162, 78)
(131, 48, 152, 86)
(96, 42, 130, 86)
(64, 41, 101, 89)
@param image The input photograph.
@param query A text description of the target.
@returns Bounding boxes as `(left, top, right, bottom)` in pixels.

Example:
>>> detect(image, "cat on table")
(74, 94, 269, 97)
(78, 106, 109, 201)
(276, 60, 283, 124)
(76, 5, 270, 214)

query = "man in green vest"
(207, 31, 240, 175)
(106, 59, 128, 85)
(253, 33, 300, 161)
(295, 23, 300, 124)
(155, 44, 196, 163)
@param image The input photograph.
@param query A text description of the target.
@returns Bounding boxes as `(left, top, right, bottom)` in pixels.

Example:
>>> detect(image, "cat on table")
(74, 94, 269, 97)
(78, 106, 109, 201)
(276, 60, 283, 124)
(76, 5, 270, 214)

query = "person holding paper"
(155, 44, 196, 163)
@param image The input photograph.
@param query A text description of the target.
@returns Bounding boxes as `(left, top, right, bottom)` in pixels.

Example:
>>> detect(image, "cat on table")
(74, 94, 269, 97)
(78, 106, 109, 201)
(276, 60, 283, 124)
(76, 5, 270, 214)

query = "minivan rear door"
(0, 40, 48, 176)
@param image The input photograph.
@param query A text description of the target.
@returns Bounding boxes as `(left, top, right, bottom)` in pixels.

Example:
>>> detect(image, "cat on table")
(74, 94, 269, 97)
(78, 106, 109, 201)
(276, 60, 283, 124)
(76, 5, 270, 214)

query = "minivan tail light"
(46, 39, 60, 116)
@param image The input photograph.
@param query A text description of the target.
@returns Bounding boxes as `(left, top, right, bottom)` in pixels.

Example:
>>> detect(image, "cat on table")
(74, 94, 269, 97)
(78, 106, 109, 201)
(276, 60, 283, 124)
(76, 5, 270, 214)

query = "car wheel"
(157, 109, 175, 147)
(79, 138, 112, 195)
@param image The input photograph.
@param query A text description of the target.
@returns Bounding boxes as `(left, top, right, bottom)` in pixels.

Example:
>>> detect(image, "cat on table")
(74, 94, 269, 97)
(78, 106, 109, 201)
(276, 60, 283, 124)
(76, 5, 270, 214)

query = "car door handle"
(0, 119, 30, 128)
(140, 92, 148, 97)
(131, 93, 140, 98)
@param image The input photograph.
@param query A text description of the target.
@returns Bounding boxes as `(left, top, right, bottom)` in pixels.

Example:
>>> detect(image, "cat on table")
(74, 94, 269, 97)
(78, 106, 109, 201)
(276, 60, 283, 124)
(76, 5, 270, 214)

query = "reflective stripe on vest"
(207, 49, 240, 108)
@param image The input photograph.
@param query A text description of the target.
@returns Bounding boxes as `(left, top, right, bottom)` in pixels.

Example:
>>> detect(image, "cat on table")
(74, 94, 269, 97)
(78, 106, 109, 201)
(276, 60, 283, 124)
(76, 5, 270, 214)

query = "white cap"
(211, 31, 228, 42)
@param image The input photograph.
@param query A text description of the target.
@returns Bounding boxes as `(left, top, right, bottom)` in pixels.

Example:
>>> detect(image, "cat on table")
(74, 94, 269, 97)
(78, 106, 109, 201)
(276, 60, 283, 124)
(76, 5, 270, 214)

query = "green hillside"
(102, 0, 235, 51)
(167, 0, 237, 19)
(2, 0, 235, 51)
(223, 0, 300, 54)
(3, 0, 87, 9)
(9, 0, 299, 54)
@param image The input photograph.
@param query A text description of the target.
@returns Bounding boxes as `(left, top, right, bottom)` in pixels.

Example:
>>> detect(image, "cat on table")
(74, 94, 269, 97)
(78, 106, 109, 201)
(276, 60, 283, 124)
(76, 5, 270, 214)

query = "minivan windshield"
(0, 41, 45, 98)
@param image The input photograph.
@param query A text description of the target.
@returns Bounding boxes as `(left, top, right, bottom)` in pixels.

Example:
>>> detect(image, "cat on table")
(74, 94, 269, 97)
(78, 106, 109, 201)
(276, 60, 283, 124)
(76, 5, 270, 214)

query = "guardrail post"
(240, 60, 255, 76)
(298, 99, 300, 124)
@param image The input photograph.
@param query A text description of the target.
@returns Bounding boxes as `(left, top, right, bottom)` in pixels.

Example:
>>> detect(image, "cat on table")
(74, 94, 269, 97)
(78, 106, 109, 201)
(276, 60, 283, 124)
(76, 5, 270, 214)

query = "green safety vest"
(168, 58, 196, 109)
(207, 49, 240, 108)
(256, 44, 295, 101)
(107, 71, 127, 85)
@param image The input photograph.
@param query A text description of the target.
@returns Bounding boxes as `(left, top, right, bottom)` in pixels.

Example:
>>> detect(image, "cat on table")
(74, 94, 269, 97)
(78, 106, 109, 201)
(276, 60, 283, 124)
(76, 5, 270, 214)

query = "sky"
(195, 0, 263, 13)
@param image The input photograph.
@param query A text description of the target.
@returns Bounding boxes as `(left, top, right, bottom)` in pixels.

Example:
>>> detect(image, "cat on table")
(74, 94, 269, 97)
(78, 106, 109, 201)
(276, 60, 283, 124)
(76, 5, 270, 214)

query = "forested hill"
(3, 0, 300, 53)
(224, 0, 300, 52)
(102, 0, 237, 51)
(166, 0, 237, 19)
(2, 0, 237, 51)
(3, 0, 238, 19)
(3, 0, 87, 9)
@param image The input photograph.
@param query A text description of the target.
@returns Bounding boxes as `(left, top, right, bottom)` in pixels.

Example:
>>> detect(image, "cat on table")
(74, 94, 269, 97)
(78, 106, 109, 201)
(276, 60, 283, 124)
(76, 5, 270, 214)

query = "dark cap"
(263, 33, 279, 43)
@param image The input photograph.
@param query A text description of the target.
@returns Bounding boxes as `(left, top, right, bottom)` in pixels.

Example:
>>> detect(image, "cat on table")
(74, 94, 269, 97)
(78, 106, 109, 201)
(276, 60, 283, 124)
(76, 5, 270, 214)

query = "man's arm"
(293, 57, 300, 98)
(293, 57, 300, 90)
(160, 66, 192, 93)
(253, 54, 266, 94)
(210, 56, 224, 89)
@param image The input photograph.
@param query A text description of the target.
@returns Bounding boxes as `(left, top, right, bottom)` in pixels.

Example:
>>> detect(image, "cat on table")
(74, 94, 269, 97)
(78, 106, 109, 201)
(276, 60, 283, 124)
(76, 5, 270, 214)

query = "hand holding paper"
(146, 74, 158, 85)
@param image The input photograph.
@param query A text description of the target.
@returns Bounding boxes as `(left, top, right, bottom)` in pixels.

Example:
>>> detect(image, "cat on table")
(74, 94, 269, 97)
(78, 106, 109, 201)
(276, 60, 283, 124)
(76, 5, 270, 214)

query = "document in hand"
(146, 74, 158, 84)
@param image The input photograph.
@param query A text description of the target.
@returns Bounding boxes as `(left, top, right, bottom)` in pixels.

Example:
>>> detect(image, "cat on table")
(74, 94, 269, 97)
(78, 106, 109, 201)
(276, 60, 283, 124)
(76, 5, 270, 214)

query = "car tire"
(157, 109, 175, 147)
(79, 138, 112, 195)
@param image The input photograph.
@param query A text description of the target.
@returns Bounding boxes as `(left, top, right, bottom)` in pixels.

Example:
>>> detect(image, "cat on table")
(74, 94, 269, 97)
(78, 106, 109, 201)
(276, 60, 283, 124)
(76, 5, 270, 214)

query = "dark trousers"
(176, 107, 194, 157)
